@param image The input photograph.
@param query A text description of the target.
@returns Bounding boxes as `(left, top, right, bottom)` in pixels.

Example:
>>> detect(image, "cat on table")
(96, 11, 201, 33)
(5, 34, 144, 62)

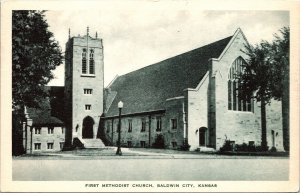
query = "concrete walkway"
(13, 147, 289, 160)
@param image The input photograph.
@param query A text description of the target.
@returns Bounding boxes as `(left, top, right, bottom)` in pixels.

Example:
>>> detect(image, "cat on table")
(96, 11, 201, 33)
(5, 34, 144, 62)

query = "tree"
(268, 27, 290, 151)
(239, 27, 289, 151)
(12, 10, 62, 112)
(12, 10, 63, 155)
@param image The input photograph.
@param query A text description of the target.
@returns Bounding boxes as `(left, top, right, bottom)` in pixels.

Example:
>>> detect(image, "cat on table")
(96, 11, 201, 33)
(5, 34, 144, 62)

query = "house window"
(34, 143, 41, 150)
(84, 89, 93, 95)
(60, 142, 64, 150)
(47, 143, 54, 149)
(89, 49, 95, 74)
(82, 48, 87, 74)
(228, 57, 253, 112)
(48, 127, 54, 134)
(85, 104, 91, 110)
(116, 123, 120, 133)
(61, 127, 64, 134)
(140, 141, 146, 148)
(127, 141, 132, 148)
(172, 141, 177, 148)
(171, 119, 177, 130)
(141, 118, 146, 132)
(35, 127, 41, 134)
(156, 117, 162, 132)
(128, 119, 132, 132)
(107, 122, 111, 133)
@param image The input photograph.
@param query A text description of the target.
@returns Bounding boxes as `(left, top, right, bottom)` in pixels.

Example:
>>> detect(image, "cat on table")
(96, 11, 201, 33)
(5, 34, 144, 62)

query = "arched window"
(89, 49, 95, 74)
(82, 48, 87, 74)
(228, 57, 253, 112)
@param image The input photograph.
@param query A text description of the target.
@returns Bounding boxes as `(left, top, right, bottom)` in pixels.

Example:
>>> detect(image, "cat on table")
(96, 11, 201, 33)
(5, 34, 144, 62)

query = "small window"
(127, 141, 132, 148)
(84, 89, 93, 95)
(156, 117, 162, 132)
(106, 122, 110, 133)
(172, 141, 177, 148)
(47, 143, 54, 149)
(61, 127, 64, 134)
(116, 123, 120, 133)
(35, 127, 41, 134)
(140, 141, 146, 148)
(60, 142, 64, 150)
(48, 127, 54, 134)
(128, 119, 132, 132)
(34, 143, 41, 150)
(171, 119, 177, 130)
(85, 104, 91, 110)
(141, 118, 146, 132)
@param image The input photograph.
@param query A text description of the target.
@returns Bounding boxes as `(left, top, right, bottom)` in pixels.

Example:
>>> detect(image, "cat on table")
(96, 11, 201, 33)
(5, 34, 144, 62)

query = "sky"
(45, 9, 289, 87)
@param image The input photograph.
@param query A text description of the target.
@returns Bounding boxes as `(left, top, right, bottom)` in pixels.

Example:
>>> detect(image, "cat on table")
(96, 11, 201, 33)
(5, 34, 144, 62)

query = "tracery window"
(82, 48, 87, 74)
(89, 49, 95, 74)
(228, 57, 253, 112)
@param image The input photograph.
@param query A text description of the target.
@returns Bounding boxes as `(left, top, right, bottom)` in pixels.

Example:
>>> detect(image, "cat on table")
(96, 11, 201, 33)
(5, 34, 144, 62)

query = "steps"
(81, 138, 106, 148)
(196, 146, 216, 152)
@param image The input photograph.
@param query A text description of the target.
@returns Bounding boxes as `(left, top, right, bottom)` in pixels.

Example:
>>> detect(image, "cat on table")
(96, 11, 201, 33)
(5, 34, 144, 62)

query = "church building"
(22, 28, 284, 153)
(101, 28, 284, 151)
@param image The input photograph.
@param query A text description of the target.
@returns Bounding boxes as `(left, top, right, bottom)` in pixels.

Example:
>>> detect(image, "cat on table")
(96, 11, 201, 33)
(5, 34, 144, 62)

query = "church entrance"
(199, 127, 207, 146)
(82, 116, 94, 139)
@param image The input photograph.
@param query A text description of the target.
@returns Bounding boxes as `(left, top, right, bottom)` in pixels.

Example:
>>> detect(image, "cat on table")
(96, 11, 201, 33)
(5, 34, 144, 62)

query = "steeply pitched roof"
(26, 89, 65, 127)
(105, 36, 233, 117)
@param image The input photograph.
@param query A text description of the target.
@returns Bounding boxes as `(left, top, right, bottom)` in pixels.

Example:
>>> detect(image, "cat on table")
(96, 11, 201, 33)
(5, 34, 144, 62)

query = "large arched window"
(228, 57, 253, 112)
(82, 48, 87, 74)
(89, 49, 95, 74)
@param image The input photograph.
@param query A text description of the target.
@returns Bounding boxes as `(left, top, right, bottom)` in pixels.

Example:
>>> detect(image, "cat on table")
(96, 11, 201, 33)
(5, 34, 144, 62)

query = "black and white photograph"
(1, 0, 299, 192)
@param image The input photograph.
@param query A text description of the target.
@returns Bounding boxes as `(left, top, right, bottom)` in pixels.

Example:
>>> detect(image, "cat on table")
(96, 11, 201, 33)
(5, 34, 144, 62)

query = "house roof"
(26, 91, 64, 127)
(105, 35, 233, 117)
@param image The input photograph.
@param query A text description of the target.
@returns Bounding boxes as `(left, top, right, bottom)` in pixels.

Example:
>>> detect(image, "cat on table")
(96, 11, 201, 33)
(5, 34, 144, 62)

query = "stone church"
(22, 28, 284, 153)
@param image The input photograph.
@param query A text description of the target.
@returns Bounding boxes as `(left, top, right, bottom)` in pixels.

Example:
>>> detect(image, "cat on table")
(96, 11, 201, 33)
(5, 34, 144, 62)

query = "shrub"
(179, 143, 190, 151)
(235, 143, 248, 152)
(152, 134, 165, 149)
(72, 138, 85, 149)
(255, 145, 269, 152)
(220, 140, 234, 152)
(269, 146, 277, 152)
(248, 143, 256, 152)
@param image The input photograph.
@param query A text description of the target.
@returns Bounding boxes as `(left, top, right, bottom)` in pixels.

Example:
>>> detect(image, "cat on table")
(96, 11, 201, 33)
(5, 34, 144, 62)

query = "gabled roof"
(26, 88, 65, 127)
(105, 35, 233, 117)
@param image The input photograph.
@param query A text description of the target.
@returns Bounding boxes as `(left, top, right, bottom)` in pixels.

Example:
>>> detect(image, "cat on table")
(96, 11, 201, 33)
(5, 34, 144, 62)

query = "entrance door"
(82, 116, 94, 139)
(199, 127, 207, 146)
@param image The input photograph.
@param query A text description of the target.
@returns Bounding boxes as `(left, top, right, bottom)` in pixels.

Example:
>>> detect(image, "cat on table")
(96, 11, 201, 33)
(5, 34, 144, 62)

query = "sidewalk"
(13, 147, 289, 160)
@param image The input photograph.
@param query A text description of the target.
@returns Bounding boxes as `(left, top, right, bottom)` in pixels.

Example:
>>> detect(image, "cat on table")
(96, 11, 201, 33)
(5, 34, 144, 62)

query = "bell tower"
(64, 27, 104, 148)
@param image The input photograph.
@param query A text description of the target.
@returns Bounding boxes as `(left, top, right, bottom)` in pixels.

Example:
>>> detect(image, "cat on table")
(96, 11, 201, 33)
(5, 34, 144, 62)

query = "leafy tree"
(268, 27, 290, 151)
(12, 10, 62, 112)
(239, 27, 289, 151)
(12, 10, 63, 155)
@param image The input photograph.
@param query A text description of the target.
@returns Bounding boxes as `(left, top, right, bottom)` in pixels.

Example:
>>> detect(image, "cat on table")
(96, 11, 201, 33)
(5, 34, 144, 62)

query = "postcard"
(1, 0, 299, 192)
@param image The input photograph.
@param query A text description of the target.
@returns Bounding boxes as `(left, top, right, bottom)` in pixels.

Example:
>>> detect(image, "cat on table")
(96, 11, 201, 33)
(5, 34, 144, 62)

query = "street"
(12, 148, 289, 181)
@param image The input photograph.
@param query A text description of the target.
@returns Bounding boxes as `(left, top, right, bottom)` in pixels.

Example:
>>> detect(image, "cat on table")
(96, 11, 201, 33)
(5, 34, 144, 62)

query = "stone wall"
(212, 30, 284, 151)
(24, 126, 65, 153)
(104, 113, 165, 148)
(103, 98, 185, 149)
(185, 73, 210, 151)
(65, 35, 104, 144)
